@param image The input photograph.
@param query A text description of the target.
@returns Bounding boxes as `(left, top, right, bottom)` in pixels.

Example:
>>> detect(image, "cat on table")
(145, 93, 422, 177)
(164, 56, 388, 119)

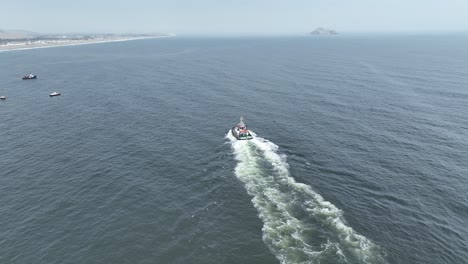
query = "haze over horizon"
(2, 0, 468, 35)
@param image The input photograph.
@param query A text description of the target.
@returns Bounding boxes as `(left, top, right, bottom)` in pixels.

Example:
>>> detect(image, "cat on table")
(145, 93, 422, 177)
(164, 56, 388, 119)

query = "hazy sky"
(2, 0, 468, 34)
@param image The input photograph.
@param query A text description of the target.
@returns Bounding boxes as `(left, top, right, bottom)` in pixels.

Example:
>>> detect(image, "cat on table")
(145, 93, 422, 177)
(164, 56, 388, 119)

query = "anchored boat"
(232, 116, 253, 140)
(50, 92, 61, 97)
(22, 73, 37, 80)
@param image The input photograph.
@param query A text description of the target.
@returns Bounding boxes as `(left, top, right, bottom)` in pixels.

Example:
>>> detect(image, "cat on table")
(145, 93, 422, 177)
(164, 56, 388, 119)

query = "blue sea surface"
(1, 35, 467, 264)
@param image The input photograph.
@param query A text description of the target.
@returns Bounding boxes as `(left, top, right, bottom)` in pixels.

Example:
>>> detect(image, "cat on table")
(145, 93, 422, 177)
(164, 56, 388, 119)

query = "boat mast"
(239, 116, 247, 129)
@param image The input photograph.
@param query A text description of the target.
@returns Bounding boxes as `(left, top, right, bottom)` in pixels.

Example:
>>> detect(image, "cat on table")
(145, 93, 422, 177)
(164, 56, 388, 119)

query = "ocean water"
(1, 35, 467, 264)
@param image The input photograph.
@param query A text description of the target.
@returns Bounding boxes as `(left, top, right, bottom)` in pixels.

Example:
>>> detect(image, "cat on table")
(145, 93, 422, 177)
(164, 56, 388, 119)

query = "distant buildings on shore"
(0, 29, 171, 43)
(0, 31, 173, 50)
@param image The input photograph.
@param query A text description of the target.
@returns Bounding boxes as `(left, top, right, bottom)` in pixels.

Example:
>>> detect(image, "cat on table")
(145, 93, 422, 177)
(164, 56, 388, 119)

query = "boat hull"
(22, 76, 37, 80)
(231, 127, 253, 140)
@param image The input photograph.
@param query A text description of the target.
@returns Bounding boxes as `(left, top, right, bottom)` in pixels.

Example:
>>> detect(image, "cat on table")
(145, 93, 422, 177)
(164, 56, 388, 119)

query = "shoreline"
(0, 36, 171, 53)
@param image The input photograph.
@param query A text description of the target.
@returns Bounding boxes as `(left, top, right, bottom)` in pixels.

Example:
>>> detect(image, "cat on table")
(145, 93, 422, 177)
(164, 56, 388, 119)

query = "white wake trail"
(227, 131, 386, 264)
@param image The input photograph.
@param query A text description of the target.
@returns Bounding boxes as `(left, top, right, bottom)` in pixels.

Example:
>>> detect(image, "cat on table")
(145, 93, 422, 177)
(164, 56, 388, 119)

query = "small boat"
(22, 73, 37, 80)
(50, 92, 61, 97)
(0, 96, 6, 100)
(232, 116, 253, 140)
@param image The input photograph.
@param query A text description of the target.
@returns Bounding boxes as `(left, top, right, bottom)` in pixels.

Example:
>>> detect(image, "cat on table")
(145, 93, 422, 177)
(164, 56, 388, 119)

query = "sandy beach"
(0, 35, 169, 52)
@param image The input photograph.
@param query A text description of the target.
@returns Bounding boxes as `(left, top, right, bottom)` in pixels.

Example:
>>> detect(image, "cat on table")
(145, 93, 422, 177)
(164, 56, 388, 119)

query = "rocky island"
(310, 27, 338, 35)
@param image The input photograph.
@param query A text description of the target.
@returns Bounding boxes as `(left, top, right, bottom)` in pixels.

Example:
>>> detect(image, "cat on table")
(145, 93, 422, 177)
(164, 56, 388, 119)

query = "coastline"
(0, 35, 171, 52)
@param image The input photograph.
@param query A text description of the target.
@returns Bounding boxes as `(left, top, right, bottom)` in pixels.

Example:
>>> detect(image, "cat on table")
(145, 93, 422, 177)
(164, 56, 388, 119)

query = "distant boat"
(231, 116, 253, 140)
(50, 92, 61, 97)
(22, 73, 37, 80)
(0, 96, 6, 100)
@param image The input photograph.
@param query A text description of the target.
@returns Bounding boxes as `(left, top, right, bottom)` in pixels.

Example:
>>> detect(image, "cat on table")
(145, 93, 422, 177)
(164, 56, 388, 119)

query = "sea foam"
(227, 131, 386, 263)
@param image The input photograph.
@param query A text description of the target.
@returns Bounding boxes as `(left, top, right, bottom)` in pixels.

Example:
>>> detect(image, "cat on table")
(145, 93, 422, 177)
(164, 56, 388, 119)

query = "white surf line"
(227, 131, 386, 264)
(0, 36, 169, 53)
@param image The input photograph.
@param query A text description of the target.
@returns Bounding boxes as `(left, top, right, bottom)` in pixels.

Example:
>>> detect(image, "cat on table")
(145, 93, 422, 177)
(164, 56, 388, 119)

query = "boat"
(50, 92, 61, 97)
(0, 96, 5, 100)
(22, 73, 37, 80)
(231, 116, 253, 140)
